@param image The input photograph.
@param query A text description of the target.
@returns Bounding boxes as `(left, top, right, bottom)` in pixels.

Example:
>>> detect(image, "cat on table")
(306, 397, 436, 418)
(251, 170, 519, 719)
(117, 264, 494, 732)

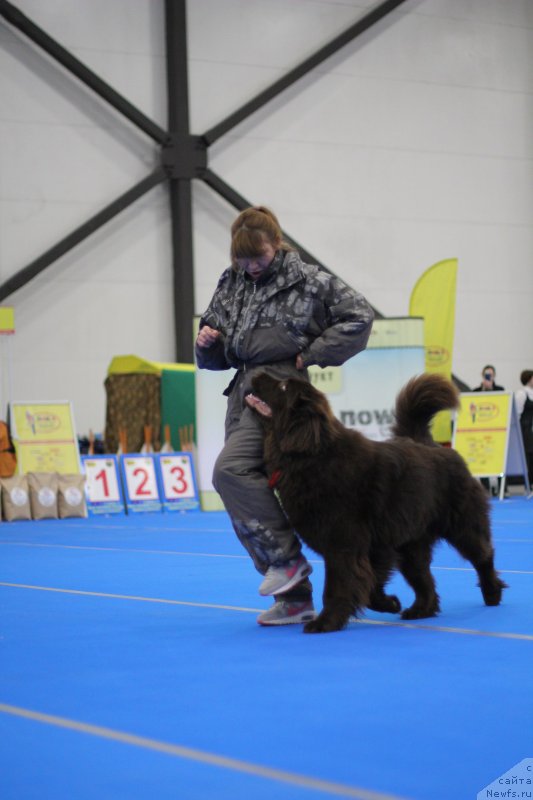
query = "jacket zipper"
(235, 281, 256, 362)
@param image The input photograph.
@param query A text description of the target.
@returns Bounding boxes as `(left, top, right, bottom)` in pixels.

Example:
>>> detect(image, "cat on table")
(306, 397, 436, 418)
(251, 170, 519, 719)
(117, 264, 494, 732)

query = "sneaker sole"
(257, 612, 317, 627)
(259, 562, 313, 597)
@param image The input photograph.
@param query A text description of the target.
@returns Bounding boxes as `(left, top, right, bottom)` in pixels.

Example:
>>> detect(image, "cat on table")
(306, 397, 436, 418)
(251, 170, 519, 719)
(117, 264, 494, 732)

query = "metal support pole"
(165, 0, 195, 362)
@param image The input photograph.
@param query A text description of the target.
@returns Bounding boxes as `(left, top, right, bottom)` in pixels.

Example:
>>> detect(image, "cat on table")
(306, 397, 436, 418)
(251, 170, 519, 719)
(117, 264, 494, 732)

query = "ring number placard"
(157, 453, 199, 512)
(82, 455, 125, 515)
(121, 455, 162, 513)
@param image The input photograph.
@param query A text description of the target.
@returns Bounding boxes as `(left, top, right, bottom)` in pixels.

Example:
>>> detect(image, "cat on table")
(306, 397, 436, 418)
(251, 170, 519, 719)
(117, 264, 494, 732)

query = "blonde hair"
(230, 206, 292, 266)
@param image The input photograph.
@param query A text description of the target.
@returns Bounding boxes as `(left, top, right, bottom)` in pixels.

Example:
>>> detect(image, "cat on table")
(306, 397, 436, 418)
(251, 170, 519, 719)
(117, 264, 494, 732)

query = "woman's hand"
(196, 325, 221, 348)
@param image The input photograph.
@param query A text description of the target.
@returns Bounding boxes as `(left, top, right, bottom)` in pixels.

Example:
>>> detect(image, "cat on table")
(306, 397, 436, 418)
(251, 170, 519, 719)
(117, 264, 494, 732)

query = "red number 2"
(133, 467, 151, 495)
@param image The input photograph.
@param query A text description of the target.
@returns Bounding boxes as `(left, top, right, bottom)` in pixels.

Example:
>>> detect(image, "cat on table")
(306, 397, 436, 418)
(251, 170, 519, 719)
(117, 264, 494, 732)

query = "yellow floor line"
(0, 702, 408, 800)
(1, 581, 531, 641)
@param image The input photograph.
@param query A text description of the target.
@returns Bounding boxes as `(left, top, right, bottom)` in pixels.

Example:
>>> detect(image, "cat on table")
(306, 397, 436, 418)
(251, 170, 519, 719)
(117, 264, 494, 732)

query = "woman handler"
(195, 206, 374, 626)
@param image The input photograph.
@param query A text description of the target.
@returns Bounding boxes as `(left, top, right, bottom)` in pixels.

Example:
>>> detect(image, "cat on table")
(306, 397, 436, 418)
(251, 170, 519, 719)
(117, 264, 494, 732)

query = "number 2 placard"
(121, 455, 162, 513)
(157, 453, 199, 511)
(81, 455, 125, 515)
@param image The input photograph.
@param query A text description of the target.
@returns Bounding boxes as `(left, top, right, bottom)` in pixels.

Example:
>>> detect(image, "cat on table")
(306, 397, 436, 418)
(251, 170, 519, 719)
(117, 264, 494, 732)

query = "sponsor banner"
(453, 393, 510, 476)
(453, 392, 530, 494)
(10, 401, 81, 474)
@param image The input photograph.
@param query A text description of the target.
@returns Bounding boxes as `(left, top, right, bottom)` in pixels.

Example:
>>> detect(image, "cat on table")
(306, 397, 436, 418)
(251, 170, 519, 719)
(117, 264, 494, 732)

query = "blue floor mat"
(0, 498, 531, 800)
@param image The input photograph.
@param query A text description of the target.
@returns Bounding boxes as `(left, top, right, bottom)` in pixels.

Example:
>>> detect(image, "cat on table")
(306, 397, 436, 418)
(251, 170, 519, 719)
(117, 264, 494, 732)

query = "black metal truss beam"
(0, 169, 167, 302)
(165, 0, 196, 361)
(202, 0, 408, 145)
(0, 0, 415, 356)
(0, 0, 168, 145)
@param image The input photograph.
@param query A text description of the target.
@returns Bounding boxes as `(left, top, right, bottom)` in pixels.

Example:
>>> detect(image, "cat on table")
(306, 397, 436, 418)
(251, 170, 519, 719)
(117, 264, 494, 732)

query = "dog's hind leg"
(304, 552, 374, 634)
(397, 540, 440, 619)
(368, 549, 401, 614)
(446, 525, 507, 606)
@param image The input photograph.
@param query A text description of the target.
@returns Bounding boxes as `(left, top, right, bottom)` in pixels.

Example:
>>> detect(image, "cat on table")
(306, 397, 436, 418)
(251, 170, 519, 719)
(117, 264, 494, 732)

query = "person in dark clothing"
(472, 365, 505, 392)
(515, 370, 533, 488)
(195, 206, 374, 626)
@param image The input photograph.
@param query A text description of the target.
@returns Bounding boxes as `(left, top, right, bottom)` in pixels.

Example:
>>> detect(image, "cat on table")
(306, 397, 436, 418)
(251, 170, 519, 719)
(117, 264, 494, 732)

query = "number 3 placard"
(121, 454, 162, 513)
(156, 453, 200, 512)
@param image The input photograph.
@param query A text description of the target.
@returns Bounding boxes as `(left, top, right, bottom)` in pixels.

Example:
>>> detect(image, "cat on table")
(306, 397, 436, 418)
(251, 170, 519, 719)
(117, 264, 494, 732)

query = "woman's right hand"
(196, 325, 221, 348)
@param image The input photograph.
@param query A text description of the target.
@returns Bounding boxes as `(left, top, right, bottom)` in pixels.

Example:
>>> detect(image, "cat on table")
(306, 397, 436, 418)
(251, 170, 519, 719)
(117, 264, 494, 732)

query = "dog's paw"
(368, 594, 401, 614)
(480, 579, 508, 606)
(303, 615, 345, 634)
(401, 606, 439, 620)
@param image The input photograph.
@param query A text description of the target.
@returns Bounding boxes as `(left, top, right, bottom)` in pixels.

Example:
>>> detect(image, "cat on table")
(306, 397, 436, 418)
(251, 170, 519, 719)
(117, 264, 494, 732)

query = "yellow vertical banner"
(409, 258, 458, 442)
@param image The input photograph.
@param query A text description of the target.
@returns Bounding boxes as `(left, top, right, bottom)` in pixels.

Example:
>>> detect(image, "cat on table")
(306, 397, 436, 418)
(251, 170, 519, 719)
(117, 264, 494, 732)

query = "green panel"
(160, 368, 196, 450)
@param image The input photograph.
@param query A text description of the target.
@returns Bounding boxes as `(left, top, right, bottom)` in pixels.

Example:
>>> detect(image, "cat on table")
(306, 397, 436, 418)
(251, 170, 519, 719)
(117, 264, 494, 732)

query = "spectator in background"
(473, 365, 505, 392)
(515, 370, 533, 487)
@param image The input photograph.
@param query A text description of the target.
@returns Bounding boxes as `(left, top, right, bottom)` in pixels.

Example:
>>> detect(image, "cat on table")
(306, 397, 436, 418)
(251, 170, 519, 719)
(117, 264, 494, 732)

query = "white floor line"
(1, 541, 531, 574)
(0, 702, 408, 800)
(1, 582, 531, 641)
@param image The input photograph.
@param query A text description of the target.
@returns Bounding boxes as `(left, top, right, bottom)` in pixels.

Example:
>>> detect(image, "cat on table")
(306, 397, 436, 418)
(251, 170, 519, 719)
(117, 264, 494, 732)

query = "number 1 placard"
(121, 454, 162, 513)
(156, 453, 199, 511)
(82, 455, 125, 515)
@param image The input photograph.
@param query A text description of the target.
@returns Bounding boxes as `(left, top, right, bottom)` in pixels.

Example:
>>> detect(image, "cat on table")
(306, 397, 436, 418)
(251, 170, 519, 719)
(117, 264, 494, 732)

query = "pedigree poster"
(10, 401, 81, 474)
(453, 392, 511, 477)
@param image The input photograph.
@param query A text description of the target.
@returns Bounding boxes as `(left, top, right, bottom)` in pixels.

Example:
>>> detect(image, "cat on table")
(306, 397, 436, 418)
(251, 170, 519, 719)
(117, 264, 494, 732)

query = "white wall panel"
(0, 0, 531, 437)
(6, 0, 167, 125)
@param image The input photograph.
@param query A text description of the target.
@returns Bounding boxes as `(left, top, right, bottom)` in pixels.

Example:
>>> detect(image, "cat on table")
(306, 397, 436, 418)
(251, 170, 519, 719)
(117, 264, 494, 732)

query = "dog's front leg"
(304, 552, 373, 634)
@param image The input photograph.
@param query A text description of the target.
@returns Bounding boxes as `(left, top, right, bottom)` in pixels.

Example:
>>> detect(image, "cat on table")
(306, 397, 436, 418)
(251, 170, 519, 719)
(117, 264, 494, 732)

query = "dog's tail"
(392, 373, 460, 444)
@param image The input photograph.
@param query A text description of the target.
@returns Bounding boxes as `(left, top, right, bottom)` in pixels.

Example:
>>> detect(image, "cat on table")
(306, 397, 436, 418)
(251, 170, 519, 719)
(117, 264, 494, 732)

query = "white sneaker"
(258, 555, 313, 596)
(257, 599, 316, 626)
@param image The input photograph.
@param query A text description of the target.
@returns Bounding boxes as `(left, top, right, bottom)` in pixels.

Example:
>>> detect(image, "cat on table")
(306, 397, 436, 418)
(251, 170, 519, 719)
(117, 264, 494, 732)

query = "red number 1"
(95, 468, 109, 497)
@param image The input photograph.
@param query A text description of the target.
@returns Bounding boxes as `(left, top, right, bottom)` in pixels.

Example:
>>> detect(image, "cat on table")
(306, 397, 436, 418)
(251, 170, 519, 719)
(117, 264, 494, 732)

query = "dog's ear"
(279, 414, 323, 455)
(276, 381, 324, 455)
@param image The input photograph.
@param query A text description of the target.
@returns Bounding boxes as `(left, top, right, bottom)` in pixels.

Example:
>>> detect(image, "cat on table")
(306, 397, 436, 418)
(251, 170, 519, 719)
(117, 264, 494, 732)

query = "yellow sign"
(10, 402, 81, 474)
(453, 393, 511, 476)
(0, 307, 15, 334)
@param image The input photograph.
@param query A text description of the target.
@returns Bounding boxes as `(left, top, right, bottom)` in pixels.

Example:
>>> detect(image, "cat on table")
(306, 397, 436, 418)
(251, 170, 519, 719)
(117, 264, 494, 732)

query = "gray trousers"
(212, 404, 312, 599)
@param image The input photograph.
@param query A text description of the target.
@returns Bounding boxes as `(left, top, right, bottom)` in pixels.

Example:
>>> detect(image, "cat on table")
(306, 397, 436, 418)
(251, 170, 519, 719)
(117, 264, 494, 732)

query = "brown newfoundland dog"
(246, 372, 507, 633)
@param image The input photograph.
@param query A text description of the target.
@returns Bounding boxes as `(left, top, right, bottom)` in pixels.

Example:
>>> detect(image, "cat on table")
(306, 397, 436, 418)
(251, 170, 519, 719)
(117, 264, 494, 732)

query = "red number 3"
(170, 465, 188, 495)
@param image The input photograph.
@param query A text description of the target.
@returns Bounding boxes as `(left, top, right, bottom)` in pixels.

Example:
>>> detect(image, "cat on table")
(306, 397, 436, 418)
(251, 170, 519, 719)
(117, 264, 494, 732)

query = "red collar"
(268, 469, 282, 489)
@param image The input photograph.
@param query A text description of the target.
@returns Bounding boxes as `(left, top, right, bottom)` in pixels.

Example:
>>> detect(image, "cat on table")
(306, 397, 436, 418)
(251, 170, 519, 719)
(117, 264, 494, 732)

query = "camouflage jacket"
(196, 250, 374, 374)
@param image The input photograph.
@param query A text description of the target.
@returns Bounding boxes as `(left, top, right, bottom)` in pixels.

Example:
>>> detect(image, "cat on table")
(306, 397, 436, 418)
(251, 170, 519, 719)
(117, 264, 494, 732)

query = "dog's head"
(246, 372, 337, 455)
